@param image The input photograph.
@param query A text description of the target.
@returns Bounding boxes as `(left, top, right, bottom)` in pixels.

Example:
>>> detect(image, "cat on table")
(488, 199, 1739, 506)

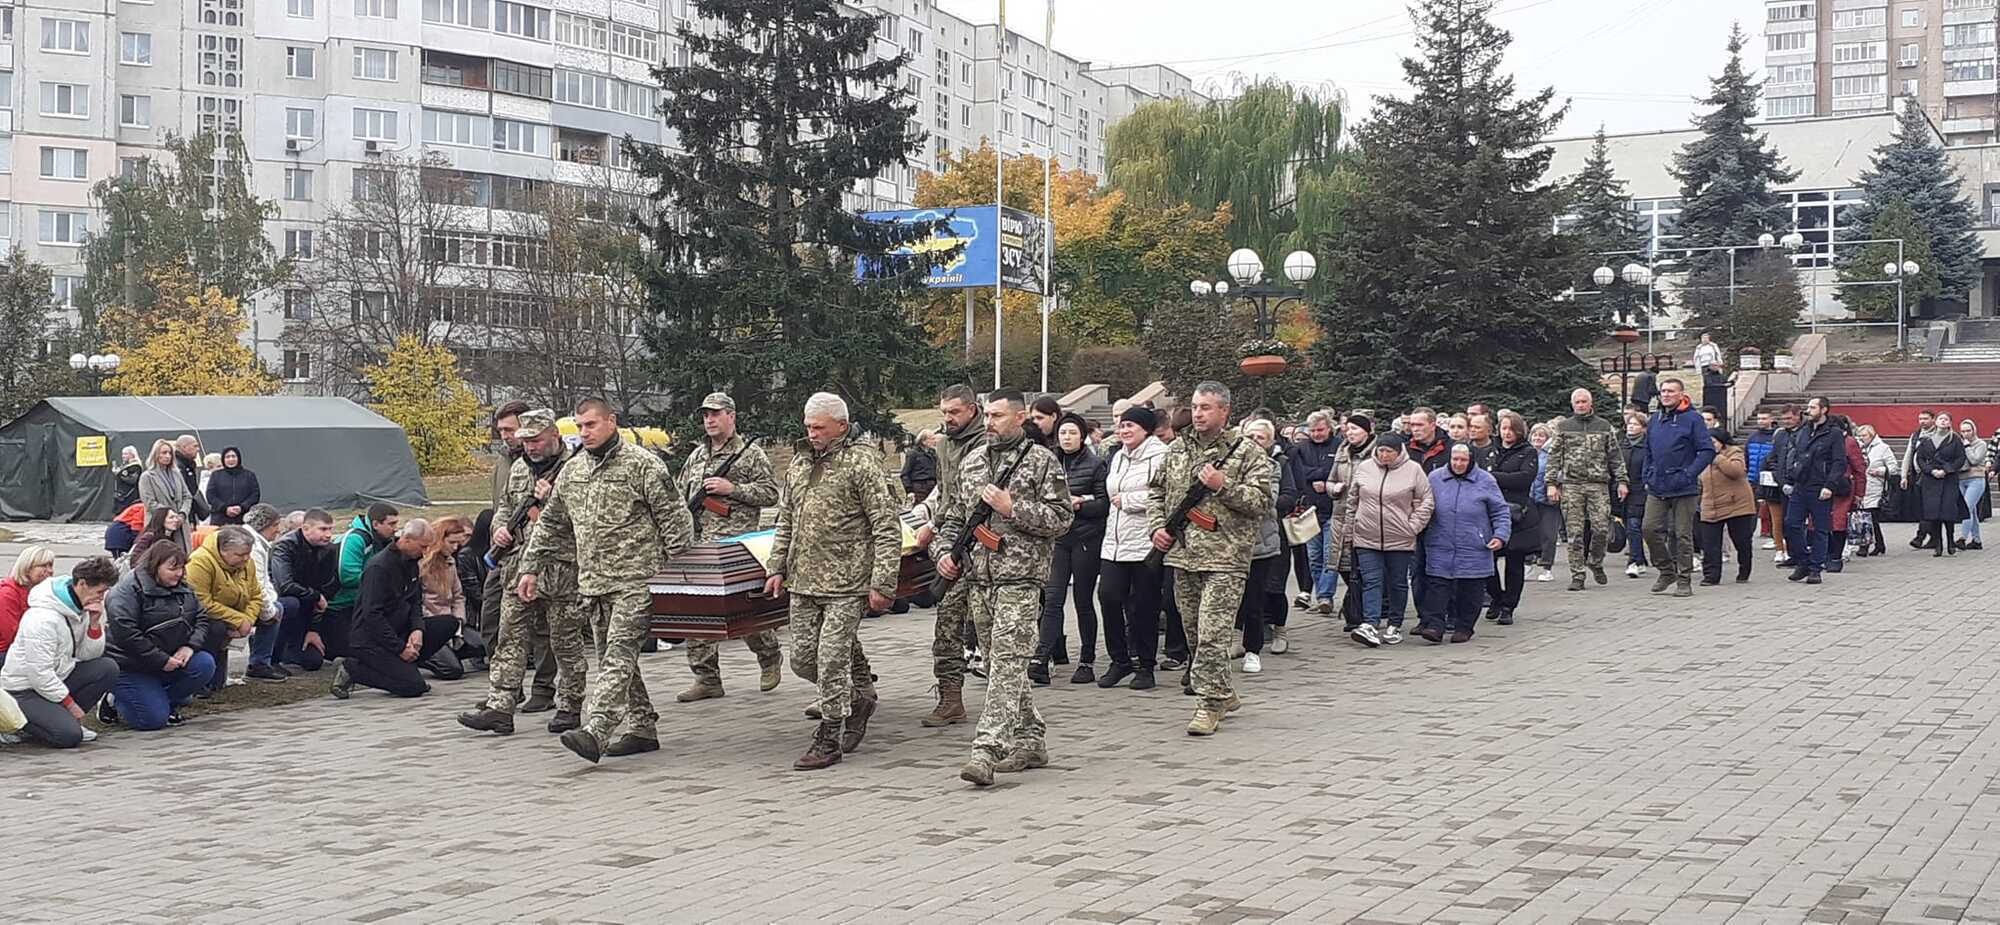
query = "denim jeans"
(1306, 511, 1339, 600)
(1782, 490, 1834, 573)
(1356, 548, 1413, 628)
(1961, 478, 1987, 543)
(1625, 512, 1648, 566)
(113, 650, 216, 731)
(249, 597, 296, 667)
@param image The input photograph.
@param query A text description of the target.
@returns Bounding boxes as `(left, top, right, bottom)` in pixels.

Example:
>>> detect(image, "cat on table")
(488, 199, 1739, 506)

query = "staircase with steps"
(1739, 362, 2000, 445)
(1939, 343, 2000, 363)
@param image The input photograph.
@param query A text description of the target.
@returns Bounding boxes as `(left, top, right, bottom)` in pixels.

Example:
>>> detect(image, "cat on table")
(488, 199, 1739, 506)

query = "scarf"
(585, 430, 622, 460)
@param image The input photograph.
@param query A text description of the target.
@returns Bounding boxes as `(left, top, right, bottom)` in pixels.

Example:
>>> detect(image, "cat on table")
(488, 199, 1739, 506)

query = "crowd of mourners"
(0, 378, 1991, 752)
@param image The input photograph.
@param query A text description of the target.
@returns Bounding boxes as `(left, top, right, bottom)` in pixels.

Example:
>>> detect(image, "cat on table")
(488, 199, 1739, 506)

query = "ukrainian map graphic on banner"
(857, 205, 1046, 294)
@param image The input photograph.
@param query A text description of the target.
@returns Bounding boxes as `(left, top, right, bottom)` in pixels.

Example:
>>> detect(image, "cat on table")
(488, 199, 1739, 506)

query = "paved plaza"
(8, 542, 2000, 924)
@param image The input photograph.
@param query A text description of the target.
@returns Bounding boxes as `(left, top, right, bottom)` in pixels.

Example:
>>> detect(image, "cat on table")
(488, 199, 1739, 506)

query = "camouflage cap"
(699, 392, 736, 412)
(516, 408, 558, 439)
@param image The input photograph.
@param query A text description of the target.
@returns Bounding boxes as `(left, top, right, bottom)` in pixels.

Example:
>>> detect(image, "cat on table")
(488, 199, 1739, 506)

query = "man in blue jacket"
(1782, 397, 1845, 584)
(1642, 378, 1714, 597)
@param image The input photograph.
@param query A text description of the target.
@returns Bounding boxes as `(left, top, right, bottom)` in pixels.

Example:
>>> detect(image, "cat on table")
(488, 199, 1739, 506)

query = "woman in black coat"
(1033, 413, 1110, 685)
(1487, 412, 1542, 625)
(103, 543, 218, 730)
(1912, 413, 1971, 555)
(204, 447, 262, 526)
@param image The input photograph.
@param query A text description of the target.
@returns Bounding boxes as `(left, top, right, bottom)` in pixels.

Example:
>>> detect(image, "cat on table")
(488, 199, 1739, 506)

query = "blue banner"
(859, 206, 997, 289)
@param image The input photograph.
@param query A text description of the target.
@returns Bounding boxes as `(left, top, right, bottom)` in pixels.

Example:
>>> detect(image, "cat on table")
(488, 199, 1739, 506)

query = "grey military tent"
(0, 397, 429, 522)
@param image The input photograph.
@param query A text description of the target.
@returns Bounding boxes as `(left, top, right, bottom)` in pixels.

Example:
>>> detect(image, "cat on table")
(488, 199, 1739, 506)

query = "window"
(608, 81, 654, 117)
(354, 47, 398, 80)
(1947, 22, 1997, 47)
(282, 349, 312, 381)
(1767, 2, 1813, 22)
(120, 32, 153, 65)
(554, 11, 606, 48)
(1766, 95, 1816, 118)
(354, 0, 395, 17)
(283, 291, 312, 321)
(1770, 64, 1815, 85)
(1024, 75, 1044, 101)
(119, 156, 143, 179)
(353, 108, 399, 140)
(40, 18, 89, 53)
(936, 49, 949, 86)
(492, 60, 552, 98)
(284, 229, 315, 258)
(492, 118, 544, 154)
(1947, 57, 1996, 81)
(38, 211, 89, 246)
(288, 0, 313, 15)
(493, 1, 551, 40)
(424, 0, 486, 28)
(52, 276, 83, 307)
(935, 91, 948, 131)
(423, 108, 484, 145)
(962, 104, 971, 125)
(1903, 8, 1923, 28)
(119, 94, 150, 126)
(611, 21, 657, 60)
(1902, 78, 1920, 97)
(1768, 31, 1811, 52)
(287, 46, 316, 77)
(286, 107, 317, 138)
(353, 168, 393, 201)
(39, 147, 89, 180)
(555, 70, 609, 108)
(1832, 8, 1885, 28)
(962, 61, 971, 83)
(40, 83, 89, 118)
(1833, 74, 1886, 97)
(284, 168, 313, 200)
(907, 27, 921, 54)
(1833, 42, 1884, 62)
(0, 8, 12, 40)
(1902, 42, 1921, 66)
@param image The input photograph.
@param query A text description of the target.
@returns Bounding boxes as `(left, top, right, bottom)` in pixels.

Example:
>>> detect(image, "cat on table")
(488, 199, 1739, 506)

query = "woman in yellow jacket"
(187, 525, 267, 693)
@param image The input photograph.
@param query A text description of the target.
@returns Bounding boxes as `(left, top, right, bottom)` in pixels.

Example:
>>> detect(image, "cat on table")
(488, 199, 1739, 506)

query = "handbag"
(1281, 507, 1321, 545)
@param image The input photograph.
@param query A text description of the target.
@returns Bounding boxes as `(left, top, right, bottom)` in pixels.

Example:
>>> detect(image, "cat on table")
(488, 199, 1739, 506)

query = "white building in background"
(1760, 0, 2000, 146)
(1, 0, 1202, 396)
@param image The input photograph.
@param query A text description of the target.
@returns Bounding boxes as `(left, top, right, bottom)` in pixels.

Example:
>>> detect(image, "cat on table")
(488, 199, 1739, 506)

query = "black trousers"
(1159, 568, 1189, 663)
(346, 616, 457, 698)
(1097, 558, 1161, 669)
(1290, 542, 1311, 596)
(1419, 575, 1487, 635)
(1697, 514, 1757, 582)
(1486, 550, 1530, 612)
(1038, 534, 1102, 664)
(322, 603, 355, 659)
(1236, 556, 1286, 653)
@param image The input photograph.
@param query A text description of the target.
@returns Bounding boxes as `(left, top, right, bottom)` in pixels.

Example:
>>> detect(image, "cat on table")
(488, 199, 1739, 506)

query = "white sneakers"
(1534, 568, 1554, 582)
(1350, 624, 1381, 648)
(1761, 538, 1777, 549)
(1242, 652, 1263, 674)
(80, 728, 98, 743)
(0, 732, 22, 745)
(1270, 625, 1290, 654)
(1625, 563, 1645, 578)
(1381, 625, 1405, 646)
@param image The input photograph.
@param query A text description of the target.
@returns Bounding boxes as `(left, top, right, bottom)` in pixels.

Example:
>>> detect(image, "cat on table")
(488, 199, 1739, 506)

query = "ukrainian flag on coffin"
(718, 518, 922, 572)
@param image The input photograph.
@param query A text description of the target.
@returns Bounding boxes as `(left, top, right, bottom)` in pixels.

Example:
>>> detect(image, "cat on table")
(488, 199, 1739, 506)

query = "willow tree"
(1105, 80, 1348, 260)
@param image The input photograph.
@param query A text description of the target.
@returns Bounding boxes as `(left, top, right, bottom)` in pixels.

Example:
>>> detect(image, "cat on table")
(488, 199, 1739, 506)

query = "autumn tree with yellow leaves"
(105, 281, 279, 397)
(363, 335, 485, 474)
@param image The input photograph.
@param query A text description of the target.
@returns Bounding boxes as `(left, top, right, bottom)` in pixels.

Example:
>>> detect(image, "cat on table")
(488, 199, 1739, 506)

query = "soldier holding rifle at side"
(675, 392, 784, 703)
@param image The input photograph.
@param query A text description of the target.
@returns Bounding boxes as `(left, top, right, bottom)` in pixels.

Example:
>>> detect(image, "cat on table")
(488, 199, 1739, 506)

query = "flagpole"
(993, 0, 1007, 391)
(1039, 0, 1054, 395)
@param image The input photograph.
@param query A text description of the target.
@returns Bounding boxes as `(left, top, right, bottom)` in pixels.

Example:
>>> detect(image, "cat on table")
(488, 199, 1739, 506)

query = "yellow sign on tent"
(75, 436, 108, 467)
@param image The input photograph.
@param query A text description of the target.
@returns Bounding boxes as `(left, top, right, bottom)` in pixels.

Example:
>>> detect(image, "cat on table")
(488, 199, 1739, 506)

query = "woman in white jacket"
(1094, 406, 1170, 691)
(0, 557, 123, 748)
(1856, 425, 1896, 557)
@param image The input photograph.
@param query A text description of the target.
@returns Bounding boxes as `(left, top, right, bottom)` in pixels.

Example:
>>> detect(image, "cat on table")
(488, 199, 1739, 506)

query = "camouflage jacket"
(520, 435, 693, 597)
(933, 433, 1071, 585)
(495, 443, 578, 596)
(677, 434, 778, 542)
(912, 416, 986, 527)
(768, 433, 902, 598)
(1545, 414, 1629, 489)
(1147, 427, 1277, 572)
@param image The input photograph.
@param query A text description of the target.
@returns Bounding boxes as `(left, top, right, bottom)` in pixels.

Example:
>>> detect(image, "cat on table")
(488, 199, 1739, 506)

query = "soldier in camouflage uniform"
(765, 392, 902, 771)
(456, 410, 591, 737)
(908, 383, 985, 727)
(1545, 388, 1630, 591)
(1147, 382, 1275, 737)
(518, 399, 694, 764)
(936, 391, 1072, 787)
(675, 392, 784, 702)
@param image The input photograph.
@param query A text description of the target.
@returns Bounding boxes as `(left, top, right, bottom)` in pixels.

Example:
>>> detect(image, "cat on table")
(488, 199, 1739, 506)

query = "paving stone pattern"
(8, 547, 2000, 923)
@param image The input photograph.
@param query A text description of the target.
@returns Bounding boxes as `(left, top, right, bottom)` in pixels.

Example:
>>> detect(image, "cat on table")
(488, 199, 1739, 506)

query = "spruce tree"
(1567, 128, 1652, 325)
(1836, 96, 1980, 312)
(1671, 25, 1800, 333)
(632, 0, 952, 440)
(1315, 0, 1592, 416)
(1836, 196, 1939, 321)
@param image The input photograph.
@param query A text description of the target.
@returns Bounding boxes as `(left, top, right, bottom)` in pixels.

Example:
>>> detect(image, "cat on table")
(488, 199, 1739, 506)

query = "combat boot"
(1186, 706, 1224, 736)
(677, 681, 725, 703)
(1224, 693, 1242, 714)
(1650, 572, 1675, 594)
(840, 692, 877, 753)
(558, 729, 601, 764)
(993, 742, 1048, 773)
(1673, 577, 1693, 598)
(546, 710, 580, 734)
(803, 702, 822, 720)
(921, 683, 966, 727)
(520, 693, 555, 713)
(605, 734, 660, 757)
(456, 708, 515, 736)
(759, 657, 783, 692)
(794, 721, 843, 771)
(960, 754, 997, 787)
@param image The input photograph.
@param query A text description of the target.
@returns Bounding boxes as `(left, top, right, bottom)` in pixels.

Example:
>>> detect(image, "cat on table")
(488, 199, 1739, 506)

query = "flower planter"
(1773, 353, 1794, 370)
(1738, 350, 1762, 370)
(1239, 354, 1288, 377)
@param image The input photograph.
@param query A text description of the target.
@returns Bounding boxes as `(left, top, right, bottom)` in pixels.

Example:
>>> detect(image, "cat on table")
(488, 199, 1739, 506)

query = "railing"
(1925, 325, 1948, 361)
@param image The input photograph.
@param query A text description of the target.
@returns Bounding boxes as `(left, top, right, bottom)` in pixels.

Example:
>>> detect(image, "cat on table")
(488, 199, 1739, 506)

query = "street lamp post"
(68, 352, 121, 395)
(1190, 248, 1316, 408)
(1885, 251, 1920, 351)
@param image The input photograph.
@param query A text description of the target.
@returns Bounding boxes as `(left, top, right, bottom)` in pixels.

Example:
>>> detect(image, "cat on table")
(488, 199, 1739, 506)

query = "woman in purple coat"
(1418, 444, 1511, 644)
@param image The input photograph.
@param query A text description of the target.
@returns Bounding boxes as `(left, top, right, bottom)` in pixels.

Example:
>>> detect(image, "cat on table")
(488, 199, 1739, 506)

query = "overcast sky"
(934, 0, 1757, 141)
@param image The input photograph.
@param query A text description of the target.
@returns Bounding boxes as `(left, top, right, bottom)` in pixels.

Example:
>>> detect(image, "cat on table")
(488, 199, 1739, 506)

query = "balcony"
(1945, 116, 1997, 134)
(1946, 77, 2000, 96)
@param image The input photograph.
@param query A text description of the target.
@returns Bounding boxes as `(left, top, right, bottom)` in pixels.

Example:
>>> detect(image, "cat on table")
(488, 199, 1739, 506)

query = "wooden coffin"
(647, 540, 787, 641)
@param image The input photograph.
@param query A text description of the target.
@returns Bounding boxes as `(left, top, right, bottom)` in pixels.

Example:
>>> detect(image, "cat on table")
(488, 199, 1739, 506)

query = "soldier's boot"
(558, 729, 602, 765)
(1186, 706, 1224, 737)
(677, 681, 725, 703)
(520, 693, 556, 713)
(840, 693, 878, 754)
(1673, 577, 1694, 598)
(1650, 572, 1675, 594)
(1566, 575, 1586, 592)
(1224, 693, 1243, 714)
(605, 734, 660, 757)
(546, 711, 580, 734)
(793, 721, 843, 771)
(758, 656, 783, 692)
(993, 742, 1048, 773)
(1589, 565, 1608, 585)
(921, 683, 966, 727)
(456, 708, 515, 736)
(960, 754, 997, 787)
(328, 658, 353, 700)
(803, 703, 822, 720)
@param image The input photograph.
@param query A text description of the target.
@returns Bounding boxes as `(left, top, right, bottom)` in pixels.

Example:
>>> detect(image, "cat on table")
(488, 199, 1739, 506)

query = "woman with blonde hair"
(0, 546, 58, 668)
(417, 515, 472, 680)
(136, 439, 195, 554)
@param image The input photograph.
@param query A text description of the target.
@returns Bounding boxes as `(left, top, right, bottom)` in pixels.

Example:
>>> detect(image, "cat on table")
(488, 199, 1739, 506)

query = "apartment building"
(1, 0, 1201, 395)
(1763, 0, 2000, 146)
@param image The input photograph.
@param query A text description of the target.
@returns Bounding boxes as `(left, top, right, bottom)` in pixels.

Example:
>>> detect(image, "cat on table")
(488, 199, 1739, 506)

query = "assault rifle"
(1144, 439, 1247, 568)
(931, 440, 1036, 596)
(484, 466, 556, 571)
(687, 436, 761, 533)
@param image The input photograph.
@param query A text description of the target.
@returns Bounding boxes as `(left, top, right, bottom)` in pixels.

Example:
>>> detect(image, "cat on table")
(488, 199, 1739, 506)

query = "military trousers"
(1173, 567, 1245, 710)
(684, 631, 783, 687)
(482, 585, 587, 715)
(931, 581, 970, 687)
(966, 580, 1045, 762)
(1559, 484, 1614, 577)
(480, 560, 557, 700)
(579, 586, 659, 746)
(787, 593, 874, 722)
